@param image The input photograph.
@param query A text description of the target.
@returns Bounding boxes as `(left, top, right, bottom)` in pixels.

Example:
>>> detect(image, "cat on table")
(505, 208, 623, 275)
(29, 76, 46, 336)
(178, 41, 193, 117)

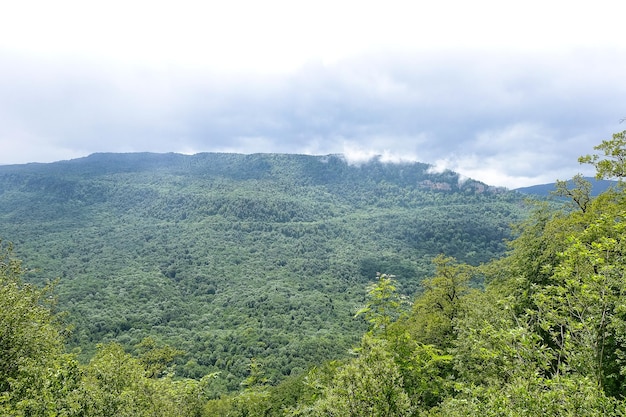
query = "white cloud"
(426, 159, 453, 175)
(339, 138, 421, 166)
(1, 1, 625, 189)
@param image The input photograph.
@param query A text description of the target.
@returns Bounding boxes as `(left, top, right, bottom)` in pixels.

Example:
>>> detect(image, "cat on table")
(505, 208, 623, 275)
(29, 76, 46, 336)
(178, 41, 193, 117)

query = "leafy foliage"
(579, 130, 626, 179)
(294, 335, 413, 417)
(0, 240, 72, 415)
(355, 273, 407, 336)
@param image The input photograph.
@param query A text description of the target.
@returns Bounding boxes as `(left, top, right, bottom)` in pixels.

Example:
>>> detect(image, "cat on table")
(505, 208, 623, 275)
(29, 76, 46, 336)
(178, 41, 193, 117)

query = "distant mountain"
(515, 177, 618, 197)
(0, 152, 529, 389)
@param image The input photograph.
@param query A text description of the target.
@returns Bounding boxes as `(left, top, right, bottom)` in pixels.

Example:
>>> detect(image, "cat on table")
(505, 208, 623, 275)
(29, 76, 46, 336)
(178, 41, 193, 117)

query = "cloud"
(340, 138, 420, 165)
(0, 46, 625, 187)
(426, 125, 599, 189)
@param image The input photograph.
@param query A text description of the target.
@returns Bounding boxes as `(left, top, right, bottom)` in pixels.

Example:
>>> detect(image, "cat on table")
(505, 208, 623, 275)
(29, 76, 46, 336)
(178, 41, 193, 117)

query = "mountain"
(515, 177, 618, 197)
(0, 152, 529, 390)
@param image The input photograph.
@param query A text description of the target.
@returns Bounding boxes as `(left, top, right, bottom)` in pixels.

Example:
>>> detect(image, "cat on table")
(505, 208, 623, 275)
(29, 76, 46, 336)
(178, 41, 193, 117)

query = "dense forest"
(0, 152, 523, 391)
(5, 130, 626, 415)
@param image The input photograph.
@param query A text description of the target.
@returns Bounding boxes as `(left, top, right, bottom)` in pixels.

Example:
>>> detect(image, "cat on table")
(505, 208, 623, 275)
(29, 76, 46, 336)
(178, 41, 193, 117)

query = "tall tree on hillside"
(355, 273, 407, 337)
(553, 174, 592, 213)
(405, 255, 474, 348)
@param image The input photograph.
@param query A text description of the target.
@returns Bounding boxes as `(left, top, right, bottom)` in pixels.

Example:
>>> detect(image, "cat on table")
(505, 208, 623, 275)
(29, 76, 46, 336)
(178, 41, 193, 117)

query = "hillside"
(0, 152, 528, 390)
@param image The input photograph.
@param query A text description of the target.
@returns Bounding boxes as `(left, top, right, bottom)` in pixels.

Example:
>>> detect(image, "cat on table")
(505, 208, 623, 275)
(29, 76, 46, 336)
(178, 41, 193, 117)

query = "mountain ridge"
(0, 151, 508, 194)
(515, 177, 618, 197)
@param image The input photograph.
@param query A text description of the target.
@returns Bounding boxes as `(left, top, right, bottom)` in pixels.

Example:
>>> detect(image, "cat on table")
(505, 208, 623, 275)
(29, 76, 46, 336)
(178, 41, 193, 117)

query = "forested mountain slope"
(0, 152, 527, 390)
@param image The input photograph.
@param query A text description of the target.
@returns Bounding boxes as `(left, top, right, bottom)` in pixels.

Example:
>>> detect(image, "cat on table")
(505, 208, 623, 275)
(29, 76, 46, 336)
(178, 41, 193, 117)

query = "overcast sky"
(1, 0, 625, 188)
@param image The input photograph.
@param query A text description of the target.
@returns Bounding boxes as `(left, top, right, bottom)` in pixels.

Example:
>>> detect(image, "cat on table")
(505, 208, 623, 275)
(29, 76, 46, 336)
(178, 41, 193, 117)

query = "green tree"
(579, 130, 626, 179)
(81, 342, 212, 417)
(355, 273, 407, 337)
(451, 287, 550, 388)
(429, 374, 623, 417)
(553, 173, 592, 213)
(0, 241, 61, 392)
(135, 336, 184, 379)
(80, 342, 147, 416)
(405, 255, 474, 348)
(532, 204, 626, 396)
(0, 240, 83, 416)
(295, 336, 413, 417)
(392, 336, 452, 409)
(492, 202, 584, 315)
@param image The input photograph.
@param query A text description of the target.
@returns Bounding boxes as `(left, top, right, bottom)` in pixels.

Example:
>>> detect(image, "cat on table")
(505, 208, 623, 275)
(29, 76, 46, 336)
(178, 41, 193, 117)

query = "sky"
(1, 0, 625, 188)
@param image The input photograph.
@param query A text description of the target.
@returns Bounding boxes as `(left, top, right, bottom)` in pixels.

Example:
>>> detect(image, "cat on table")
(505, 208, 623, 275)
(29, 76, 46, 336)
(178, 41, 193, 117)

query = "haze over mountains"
(0, 152, 531, 388)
